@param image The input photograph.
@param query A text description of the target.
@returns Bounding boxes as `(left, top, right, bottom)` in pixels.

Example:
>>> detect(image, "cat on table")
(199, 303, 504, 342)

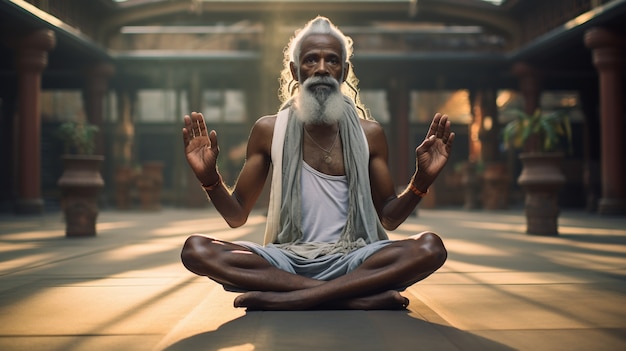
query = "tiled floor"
(1, 207, 625, 350)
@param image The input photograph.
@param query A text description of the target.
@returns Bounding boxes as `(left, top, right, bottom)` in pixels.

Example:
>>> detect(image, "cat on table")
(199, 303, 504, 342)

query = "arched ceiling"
(3, 0, 623, 91)
(99, 0, 520, 45)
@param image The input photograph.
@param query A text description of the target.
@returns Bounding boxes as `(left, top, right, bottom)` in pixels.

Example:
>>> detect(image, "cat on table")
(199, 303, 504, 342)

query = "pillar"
(584, 27, 625, 215)
(468, 88, 501, 163)
(471, 87, 508, 210)
(477, 88, 500, 163)
(0, 78, 17, 209)
(83, 62, 115, 155)
(578, 87, 601, 212)
(113, 88, 137, 209)
(259, 15, 285, 115)
(468, 88, 483, 163)
(512, 62, 542, 115)
(387, 77, 411, 186)
(14, 29, 56, 214)
(114, 89, 136, 167)
(184, 70, 209, 207)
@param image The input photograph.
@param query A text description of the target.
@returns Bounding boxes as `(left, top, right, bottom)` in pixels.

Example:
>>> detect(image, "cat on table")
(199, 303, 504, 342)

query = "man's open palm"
(182, 112, 220, 186)
(415, 113, 455, 185)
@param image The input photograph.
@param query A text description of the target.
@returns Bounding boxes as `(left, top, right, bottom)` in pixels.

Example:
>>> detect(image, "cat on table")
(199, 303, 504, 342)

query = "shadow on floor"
(162, 310, 516, 351)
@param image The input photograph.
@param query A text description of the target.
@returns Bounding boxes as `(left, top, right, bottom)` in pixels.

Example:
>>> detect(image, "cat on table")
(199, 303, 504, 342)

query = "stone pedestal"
(58, 155, 105, 237)
(518, 153, 566, 236)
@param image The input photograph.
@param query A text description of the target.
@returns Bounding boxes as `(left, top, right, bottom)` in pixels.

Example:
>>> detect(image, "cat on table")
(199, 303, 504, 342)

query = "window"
(360, 90, 389, 123)
(41, 91, 84, 122)
(202, 90, 246, 123)
(137, 89, 178, 122)
(410, 90, 471, 124)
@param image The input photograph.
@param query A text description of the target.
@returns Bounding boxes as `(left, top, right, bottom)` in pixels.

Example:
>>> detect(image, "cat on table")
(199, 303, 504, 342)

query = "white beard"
(294, 76, 345, 125)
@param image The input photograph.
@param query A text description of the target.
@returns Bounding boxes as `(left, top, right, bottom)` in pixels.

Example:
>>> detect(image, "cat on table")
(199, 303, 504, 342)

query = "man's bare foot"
(233, 290, 409, 311)
(326, 290, 409, 310)
(234, 291, 310, 310)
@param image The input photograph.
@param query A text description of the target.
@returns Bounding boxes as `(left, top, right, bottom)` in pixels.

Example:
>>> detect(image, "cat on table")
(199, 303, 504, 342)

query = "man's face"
(291, 34, 346, 85)
(291, 33, 348, 125)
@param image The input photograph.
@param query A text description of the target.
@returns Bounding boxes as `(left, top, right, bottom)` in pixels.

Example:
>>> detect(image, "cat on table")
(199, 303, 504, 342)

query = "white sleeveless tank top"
(301, 162, 348, 243)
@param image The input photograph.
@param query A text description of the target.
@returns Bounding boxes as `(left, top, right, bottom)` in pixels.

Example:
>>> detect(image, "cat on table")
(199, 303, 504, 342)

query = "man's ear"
(290, 62, 298, 81)
(342, 62, 350, 83)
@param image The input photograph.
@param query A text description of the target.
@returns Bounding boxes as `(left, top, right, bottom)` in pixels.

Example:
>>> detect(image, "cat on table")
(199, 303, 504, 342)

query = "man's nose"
(314, 60, 330, 76)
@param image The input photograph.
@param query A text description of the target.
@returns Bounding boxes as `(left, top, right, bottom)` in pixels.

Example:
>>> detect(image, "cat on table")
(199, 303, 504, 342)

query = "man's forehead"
(299, 33, 343, 53)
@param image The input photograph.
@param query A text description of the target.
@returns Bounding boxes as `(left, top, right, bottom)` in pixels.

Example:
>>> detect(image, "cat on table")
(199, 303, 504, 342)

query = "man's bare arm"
(367, 114, 455, 230)
(183, 113, 274, 227)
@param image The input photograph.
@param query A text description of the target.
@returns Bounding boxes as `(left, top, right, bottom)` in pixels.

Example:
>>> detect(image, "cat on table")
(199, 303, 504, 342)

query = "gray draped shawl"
(263, 96, 388, 258)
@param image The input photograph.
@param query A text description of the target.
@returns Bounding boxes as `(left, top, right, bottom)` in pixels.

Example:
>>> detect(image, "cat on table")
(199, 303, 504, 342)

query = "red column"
(584, 27, 625, 215)
(14, 29, 56, 214)
(83, 63, 115, 155)
(512, 62, 542, 115)
(387, 77, 410, 186)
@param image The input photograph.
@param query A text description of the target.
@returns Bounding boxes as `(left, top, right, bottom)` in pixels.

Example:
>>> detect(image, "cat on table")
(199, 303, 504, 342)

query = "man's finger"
(183, 114, 192, 142)
(436, 115, 448, 139)
(447, 132, 456, 148)
(197, 114, 208, 137)
(182, 127, 190, 148)
(189, 112, 203, 138)
(209, 130, 219, 151)
(426, 113, 442, 139)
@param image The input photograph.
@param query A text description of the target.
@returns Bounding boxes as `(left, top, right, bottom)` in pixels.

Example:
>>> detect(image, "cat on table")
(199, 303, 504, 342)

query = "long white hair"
(278, 16, 372, 120)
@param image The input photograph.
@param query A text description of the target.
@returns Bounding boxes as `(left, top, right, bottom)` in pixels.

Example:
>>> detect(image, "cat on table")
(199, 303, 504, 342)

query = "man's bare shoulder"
(253, 114, 277, 133)
(359, 118, 385, 140)
(248, 115, 277, 155)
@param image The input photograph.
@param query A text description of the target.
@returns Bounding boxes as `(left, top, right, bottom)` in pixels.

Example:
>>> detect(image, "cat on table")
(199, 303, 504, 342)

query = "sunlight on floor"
(219, 343, 255, 351)
(0, 252, 57, 274)
(546, 250, 626, 270)
(102, 242, 173, 261)
(396, 222, 433, 232)
(151, 215, 266, 237)
(559, 225, 626, 236)
(443, 238, 509, 256)
(0, 229, 65, 240)
(457, 220, 525, 233)
(0, 241, 38, 253)
(151, 221, 232, 236)
(97, 221, 138, 231)
(441, 260, 510, 273)
(205, 227, 258, 241)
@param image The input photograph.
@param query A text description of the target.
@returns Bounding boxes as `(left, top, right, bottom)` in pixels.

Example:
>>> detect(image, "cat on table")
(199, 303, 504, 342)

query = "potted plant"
(502, 108, 573, 235)
(56, 120, 105, 237)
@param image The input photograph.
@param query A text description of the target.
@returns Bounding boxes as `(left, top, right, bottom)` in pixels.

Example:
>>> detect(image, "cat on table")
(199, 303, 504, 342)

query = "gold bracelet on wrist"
(409, 183, 428, 198)
(201, 174, 222, 191)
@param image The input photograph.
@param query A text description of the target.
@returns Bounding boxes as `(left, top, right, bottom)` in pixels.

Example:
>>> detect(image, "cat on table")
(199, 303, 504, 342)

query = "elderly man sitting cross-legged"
(180, 16, 455, 311)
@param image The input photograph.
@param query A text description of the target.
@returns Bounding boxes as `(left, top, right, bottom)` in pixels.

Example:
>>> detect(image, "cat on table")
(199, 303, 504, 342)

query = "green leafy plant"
(56, 120, 99, 155)
(502, 108, 573, 153)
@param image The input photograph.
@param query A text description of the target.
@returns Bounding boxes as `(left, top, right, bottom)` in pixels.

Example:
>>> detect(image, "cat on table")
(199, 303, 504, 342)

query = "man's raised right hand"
(182, 112, 220, 186)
